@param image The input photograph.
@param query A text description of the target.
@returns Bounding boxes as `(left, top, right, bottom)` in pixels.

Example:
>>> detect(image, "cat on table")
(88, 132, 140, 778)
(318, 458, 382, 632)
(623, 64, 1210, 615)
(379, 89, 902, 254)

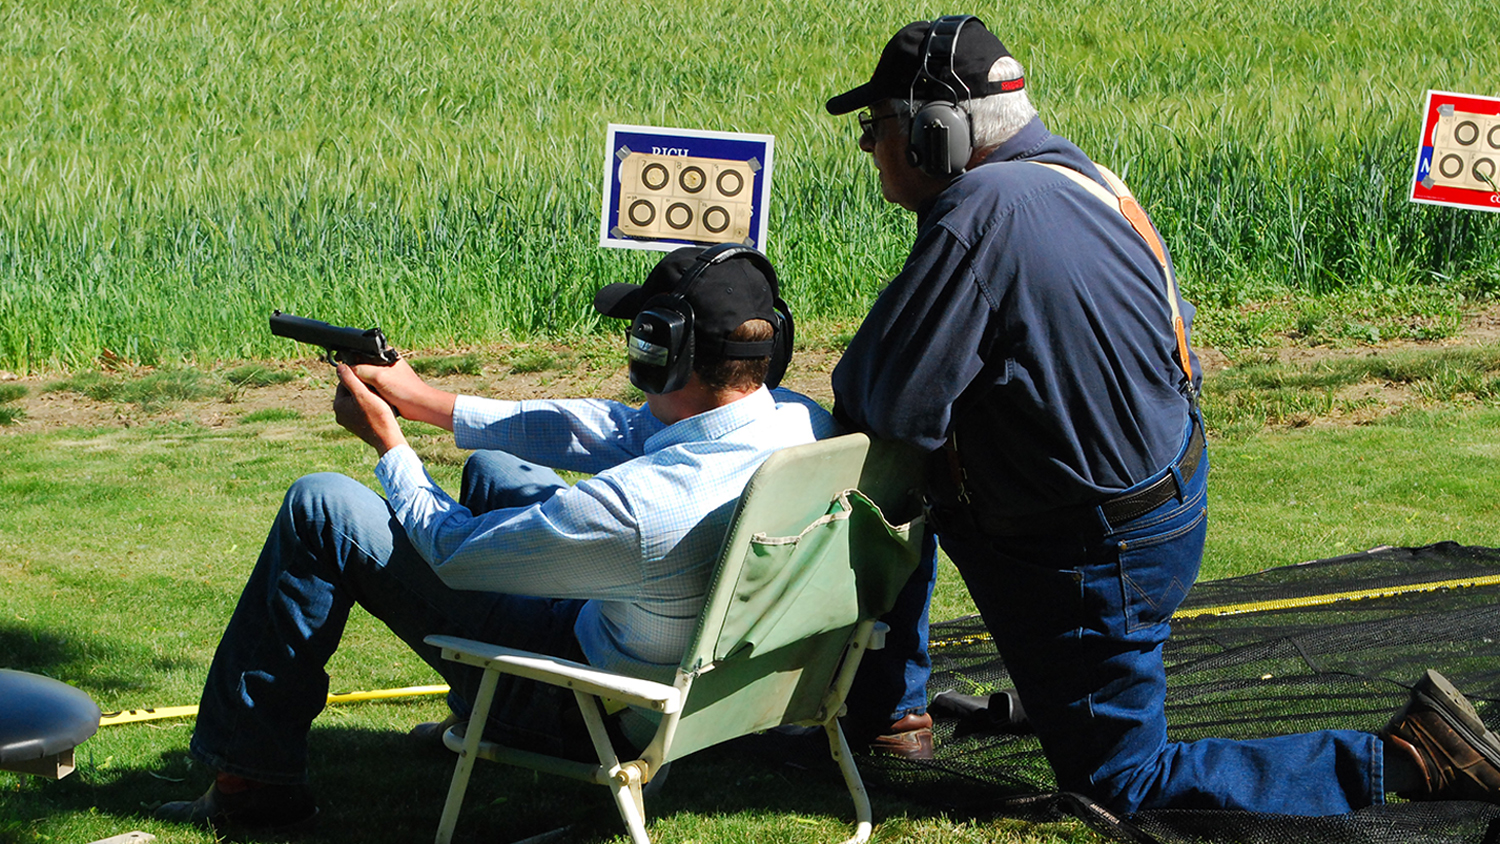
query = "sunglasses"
(858, 110, 898, 141)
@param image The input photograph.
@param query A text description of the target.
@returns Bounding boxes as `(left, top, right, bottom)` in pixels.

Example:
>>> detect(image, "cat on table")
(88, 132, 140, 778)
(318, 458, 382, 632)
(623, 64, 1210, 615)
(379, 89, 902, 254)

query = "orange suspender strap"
(1032, 162, 1196, 387)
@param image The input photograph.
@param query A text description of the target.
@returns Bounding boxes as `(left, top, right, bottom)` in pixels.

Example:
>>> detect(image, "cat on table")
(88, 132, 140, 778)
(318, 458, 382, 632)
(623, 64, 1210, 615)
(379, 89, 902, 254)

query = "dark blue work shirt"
(832, 117, 1201, 518)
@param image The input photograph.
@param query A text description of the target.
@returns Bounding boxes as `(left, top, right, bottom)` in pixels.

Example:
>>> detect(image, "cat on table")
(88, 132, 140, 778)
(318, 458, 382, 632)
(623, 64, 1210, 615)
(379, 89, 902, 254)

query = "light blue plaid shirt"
(374, 386, 835, 682)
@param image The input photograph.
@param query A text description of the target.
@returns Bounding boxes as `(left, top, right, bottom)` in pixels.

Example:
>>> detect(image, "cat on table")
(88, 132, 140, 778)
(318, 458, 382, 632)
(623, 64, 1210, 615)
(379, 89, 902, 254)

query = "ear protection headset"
(627, 244, 795, 395)
(907, 14, 982, 179)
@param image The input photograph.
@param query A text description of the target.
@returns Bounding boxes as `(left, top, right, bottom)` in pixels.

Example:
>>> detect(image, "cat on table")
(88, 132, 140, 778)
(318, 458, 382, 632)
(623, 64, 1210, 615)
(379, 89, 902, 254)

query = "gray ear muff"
(910, 101, 973, 178)
(628, 295, 695, 395)
(907, 14, 980, 179)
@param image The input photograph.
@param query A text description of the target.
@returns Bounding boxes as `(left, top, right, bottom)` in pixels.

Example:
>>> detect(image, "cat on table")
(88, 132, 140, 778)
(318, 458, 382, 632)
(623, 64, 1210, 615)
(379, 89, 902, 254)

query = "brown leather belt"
(964, 423, 1205, 538)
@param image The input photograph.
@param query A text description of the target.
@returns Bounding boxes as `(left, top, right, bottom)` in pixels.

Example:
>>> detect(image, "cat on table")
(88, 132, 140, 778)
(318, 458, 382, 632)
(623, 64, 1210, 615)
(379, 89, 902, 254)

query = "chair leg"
(825, 719, 873, 844)
(574, 690, 652, 844)
(610, 770, 650, 844)
(435, 668, 501, 844)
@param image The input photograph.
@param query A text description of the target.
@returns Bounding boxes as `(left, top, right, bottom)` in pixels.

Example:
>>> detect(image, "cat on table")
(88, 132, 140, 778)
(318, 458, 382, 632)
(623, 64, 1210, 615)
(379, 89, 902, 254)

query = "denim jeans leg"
(843, 526, 937, 735)
(190, 461, 582, 783)
(461, 450, 570, 513)
(191, 472, 452, 783)
(946, 447, 1381, 816)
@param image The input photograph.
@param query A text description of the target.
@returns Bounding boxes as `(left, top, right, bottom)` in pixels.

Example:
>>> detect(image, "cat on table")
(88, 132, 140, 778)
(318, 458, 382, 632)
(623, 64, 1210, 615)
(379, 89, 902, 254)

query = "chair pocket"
(714, 490, 924, 661)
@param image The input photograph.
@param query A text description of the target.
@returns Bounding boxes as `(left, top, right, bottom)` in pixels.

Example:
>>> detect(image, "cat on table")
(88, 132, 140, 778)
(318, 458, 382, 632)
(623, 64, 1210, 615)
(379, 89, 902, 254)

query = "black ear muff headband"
(907, 14, 980, 179)
(627, 244, 794, 395)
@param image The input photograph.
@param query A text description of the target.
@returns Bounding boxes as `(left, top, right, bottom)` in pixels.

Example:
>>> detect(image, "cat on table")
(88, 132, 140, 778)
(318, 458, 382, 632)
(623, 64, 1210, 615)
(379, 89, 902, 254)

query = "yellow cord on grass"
(98, 684, 450, 726)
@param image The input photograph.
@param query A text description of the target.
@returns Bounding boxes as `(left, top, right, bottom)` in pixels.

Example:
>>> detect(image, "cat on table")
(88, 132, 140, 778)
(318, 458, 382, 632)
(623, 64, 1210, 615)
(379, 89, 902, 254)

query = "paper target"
(600, 124, 775, 250)
(1429, 109, 1500, 192)
(1412, 91, 1500, 213)
(616, 152, 756, 243)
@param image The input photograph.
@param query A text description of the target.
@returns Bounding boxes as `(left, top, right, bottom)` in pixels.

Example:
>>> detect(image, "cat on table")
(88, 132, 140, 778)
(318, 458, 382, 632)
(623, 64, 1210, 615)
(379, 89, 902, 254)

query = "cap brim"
(592, 283, 646, 319)
(825, 82, 882, 116)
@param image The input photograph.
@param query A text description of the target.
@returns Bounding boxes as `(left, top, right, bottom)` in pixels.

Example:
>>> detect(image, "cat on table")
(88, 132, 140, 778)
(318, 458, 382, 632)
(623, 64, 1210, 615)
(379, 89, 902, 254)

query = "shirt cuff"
(374, 443, 428, 507)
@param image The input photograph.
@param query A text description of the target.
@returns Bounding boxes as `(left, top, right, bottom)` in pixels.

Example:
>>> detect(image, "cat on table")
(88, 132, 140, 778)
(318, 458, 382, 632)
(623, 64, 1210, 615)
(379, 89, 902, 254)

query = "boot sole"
(1414, 669, 1500, 765)
(155, 795, 319, 832)
(210, 806, 320, 834)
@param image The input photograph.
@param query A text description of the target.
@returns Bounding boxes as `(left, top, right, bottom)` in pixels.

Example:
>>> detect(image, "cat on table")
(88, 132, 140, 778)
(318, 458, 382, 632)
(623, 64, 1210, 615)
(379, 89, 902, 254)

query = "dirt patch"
(3, 305, 1499, 436)
(0, 345, 843, 435)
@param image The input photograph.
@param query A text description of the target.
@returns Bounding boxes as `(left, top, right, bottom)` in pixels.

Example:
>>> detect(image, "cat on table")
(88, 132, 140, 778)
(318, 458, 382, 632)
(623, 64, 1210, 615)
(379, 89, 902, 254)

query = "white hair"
(895, 56, 1037, 155)
(969, 57, 1037, 149)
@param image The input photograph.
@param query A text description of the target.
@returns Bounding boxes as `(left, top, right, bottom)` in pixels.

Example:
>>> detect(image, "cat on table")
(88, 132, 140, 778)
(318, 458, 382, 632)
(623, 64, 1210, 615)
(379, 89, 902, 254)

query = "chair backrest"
(661, 433, 927, 762)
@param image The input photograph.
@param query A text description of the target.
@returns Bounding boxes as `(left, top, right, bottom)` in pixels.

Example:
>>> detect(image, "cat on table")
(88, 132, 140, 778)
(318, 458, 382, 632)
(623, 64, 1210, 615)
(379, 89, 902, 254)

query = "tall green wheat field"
(1, 0, 1497, 373)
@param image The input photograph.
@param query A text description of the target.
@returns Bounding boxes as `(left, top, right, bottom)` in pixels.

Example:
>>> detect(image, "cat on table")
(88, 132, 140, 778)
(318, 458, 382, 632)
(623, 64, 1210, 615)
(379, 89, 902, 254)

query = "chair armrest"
(424, 635, 683, 714)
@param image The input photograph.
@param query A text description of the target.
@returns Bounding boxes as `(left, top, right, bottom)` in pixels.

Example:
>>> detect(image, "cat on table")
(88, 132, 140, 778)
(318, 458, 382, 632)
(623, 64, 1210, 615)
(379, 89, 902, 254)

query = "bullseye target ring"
(665, 202, 694, 230)
(679, 166, 706, 193)
(703, 206, 730, 233)
(641, 162, 670, 191)
(628, 199, 656, 226)
(716, 169, 744, 197)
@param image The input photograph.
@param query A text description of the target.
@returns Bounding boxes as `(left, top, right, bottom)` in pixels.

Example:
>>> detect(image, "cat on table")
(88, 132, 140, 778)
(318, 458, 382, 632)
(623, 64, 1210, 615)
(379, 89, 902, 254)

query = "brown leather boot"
(867, 712, 934, 761)
(154, 773, 318, 830)
(1381, 669, 1500, 803)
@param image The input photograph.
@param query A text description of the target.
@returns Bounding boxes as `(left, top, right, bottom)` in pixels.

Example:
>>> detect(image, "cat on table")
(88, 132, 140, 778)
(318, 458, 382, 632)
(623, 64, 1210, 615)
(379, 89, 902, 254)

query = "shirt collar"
(980, 115, 1052, 165)
(916, 116, 1053, 220)
(643, 385, 775, 452)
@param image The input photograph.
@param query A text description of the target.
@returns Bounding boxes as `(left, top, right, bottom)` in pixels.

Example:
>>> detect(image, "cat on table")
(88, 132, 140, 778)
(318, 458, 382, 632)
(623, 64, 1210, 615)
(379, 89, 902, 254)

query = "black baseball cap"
(825, 17, 1020, 115)
(593, 245, 779, 357)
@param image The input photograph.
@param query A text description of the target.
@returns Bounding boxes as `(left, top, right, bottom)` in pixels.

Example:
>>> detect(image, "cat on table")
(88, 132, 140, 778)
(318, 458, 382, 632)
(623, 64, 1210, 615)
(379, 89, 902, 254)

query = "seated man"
(155, 244, 833, 830)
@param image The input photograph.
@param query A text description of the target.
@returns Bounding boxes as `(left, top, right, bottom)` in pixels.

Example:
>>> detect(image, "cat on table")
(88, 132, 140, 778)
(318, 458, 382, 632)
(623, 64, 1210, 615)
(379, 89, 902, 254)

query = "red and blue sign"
(1411, 90, 1500, 213)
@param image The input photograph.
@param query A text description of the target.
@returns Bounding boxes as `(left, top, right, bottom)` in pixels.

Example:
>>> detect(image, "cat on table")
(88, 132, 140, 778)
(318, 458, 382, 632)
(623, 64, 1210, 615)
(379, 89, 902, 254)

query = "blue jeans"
(190, 451, 589, 784)
(844, 528, 936, 736)
(942, 425, 1383, 815)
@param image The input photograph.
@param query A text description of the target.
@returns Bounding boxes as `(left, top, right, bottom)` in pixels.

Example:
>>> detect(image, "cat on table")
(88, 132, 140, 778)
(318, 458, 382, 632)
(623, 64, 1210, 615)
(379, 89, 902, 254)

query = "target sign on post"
(1411, 90, 1500, 213)
(600, 125, 774, 252)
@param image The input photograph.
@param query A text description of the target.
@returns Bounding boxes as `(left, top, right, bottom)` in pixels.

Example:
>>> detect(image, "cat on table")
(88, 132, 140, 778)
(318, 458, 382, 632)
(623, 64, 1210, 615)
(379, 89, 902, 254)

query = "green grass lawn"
(5, 347, 1500, 843)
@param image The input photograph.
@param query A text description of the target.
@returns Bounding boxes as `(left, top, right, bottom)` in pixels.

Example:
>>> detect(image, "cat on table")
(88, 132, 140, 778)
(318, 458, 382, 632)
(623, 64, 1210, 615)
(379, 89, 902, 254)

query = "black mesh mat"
(857, 542, 1500, 843)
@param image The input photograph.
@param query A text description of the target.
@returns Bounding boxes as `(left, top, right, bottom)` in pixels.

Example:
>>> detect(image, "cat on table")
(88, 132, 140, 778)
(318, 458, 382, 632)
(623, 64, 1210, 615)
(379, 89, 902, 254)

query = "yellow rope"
(98, 684, 450, 726)
(1176, 573, 1500, 620)
(929, 574, 1500, 650)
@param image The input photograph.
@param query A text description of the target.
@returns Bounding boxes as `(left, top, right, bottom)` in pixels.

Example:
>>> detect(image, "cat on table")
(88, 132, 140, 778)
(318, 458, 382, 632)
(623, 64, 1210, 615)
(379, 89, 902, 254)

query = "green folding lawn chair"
(424, 433, 927, 844)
